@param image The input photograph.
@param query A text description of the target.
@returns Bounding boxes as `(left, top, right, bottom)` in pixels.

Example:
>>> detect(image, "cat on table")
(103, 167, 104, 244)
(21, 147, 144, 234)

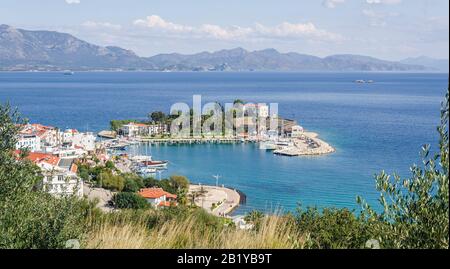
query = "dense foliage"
(144, 175, 189, 205)
(357, 92, 449, 249)
(112, 192, 149, 209)
(110, 119, 139, 132)
(0, 104, 98, 249)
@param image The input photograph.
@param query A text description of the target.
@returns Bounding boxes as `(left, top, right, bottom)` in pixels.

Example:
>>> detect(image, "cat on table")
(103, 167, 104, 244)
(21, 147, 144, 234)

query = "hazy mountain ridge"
(0, 24, 440, 72)
(400, 56, 449, 72)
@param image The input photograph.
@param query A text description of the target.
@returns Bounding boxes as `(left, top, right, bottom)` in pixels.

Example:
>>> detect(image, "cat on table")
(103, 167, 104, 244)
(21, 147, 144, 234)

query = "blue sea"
(0, 72, 447, 214)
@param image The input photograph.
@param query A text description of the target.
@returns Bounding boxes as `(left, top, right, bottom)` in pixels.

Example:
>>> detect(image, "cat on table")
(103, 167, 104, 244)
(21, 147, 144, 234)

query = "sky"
(0, 0, 448, 60)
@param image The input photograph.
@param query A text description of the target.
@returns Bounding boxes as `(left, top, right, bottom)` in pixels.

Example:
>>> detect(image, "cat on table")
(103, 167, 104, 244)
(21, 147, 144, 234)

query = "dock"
(97, 130, 117, 139)
(273, 132, 335, 156)
(137, 137, 254, 145)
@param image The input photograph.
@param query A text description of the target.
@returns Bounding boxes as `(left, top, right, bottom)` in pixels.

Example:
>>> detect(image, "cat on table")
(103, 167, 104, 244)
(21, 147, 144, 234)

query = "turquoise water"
(0, 72, 447, 214)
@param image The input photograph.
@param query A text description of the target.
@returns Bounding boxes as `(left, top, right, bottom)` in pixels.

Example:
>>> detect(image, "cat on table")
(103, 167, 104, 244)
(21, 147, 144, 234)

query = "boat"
(259, 141, 278, 150)
(131, 155, 152, 162)
(108, 142, 129, 150)
(140, 160, 169, 169)
(354, 80, 374, 84)
(275, 140, 294, 147)
(63, 71, 74, 75)
(136, 167, 157, 175)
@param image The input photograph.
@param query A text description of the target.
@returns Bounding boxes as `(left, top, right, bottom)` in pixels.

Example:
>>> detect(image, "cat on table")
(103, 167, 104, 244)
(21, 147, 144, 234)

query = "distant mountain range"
(0, 24, 447, 72)
(400, 56, 449, 72)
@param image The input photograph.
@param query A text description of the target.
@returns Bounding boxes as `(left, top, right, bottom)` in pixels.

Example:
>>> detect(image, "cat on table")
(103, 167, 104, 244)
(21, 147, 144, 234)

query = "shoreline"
(273, 131, 336, 156)
(188, 184, 243, 217)
(106, 131, 336, 157)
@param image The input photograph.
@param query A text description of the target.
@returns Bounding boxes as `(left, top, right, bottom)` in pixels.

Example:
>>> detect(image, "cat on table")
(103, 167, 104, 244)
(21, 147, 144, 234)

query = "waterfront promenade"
(188, 184, 241, 217)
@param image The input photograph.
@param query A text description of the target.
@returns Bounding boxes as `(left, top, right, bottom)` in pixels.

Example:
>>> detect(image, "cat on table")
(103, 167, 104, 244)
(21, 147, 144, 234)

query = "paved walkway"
(83, 184, 115, 212)
(188, 184, 240, 217)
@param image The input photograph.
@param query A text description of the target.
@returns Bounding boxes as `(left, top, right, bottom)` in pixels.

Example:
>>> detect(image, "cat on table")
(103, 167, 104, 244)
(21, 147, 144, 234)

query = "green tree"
(149, 111, 166, 123)
(105, 160, 115, 170)
(169, 175, 190, 191)
(110, 119, 138, 132)
(294, 207, 369, 249)
(0, 104, 98, 248)
(358, 92, 449, 249)
(100, 171, 125, 192)
(112, 192, 149, 209)
(122, 174, 144, 193)
(169, 175, 190, 205)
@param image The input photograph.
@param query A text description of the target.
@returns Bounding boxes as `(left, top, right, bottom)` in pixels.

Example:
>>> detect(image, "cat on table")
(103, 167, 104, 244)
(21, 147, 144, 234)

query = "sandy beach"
(188, 184, 241, 216)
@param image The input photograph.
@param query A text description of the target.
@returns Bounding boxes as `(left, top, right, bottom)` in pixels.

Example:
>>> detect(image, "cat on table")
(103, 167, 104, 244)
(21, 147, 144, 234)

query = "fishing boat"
(63, 70, 74, 75)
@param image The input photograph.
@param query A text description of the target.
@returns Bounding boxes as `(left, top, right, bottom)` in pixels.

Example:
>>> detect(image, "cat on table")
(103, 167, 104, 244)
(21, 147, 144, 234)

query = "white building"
(148, 123, 168, 136)
(16, 123, 59, 151)
(18, 152, 83, 197)
(291, 125, 304, 138)
(61, 129, 96, 152)
(119, 122, 149, 137)
(138, 188, 177, 208)
(16, 134, 41, 152)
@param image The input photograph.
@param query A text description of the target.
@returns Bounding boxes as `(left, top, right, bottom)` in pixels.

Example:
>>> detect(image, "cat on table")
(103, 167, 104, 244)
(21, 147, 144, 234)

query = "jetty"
(273, 132, 335, 156)
(97, 130, 117, 139)
(138, 137, 250, 145)
(188, 184, 242, 217)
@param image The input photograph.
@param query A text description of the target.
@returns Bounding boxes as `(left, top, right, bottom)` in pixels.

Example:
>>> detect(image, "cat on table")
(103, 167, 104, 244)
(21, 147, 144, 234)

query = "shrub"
(358, 92, 449, 249)
(294, 207, 369, 249)
(100, 172, 125, 192)
(122, 173, 144, 192)
(0, 104, 99, 249)
(112, 192, 149, 209)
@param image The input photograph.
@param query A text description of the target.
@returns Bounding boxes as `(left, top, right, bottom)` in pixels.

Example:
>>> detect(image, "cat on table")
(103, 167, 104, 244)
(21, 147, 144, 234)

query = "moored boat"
(140, 160, 168, 169)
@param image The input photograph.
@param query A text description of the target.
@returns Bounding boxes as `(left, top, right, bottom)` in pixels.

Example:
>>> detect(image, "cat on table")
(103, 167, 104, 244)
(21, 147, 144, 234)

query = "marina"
(2, 71, 446, 213)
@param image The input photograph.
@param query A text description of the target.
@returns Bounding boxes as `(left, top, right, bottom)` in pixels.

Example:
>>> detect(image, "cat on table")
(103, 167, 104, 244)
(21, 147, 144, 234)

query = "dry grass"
(85, 212, 306, 249)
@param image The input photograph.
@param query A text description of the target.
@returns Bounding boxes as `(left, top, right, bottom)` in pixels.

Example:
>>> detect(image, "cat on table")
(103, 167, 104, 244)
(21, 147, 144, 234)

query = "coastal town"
(14, 103, 335, 222)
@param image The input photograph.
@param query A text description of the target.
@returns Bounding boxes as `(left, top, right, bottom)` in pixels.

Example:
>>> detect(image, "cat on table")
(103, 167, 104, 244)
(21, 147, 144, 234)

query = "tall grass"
(85, 210, 306, 249)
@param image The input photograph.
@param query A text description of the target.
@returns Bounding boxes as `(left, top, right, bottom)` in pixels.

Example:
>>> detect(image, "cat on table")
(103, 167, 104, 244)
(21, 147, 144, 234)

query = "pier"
(188, 184, 242, 217)
(273, 132, 335, 156)
(137, 137, 255, 145)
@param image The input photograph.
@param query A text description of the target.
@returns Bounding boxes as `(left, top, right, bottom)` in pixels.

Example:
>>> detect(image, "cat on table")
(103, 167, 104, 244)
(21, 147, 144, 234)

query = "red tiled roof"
(18, 123, 55, 137)
(16, 151, 60, 166)
(138, 188, 177, 199)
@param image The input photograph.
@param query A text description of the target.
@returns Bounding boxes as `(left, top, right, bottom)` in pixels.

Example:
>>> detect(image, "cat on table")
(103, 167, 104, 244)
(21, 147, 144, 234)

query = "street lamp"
(212, 174, 221, 187)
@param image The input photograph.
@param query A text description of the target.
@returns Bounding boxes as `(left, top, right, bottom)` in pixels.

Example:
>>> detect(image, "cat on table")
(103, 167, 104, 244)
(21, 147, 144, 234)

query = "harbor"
(100, 131, 336, 158)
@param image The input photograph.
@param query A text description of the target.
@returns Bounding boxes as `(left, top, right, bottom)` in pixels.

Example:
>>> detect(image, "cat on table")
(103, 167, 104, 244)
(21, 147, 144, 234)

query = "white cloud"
(133, 15, 343, 42)
(322, 0, 345, 9)
(362, 9, 399, 27)
(82, 21, 122, 30)
(134, 15, 193, 33)
(65, 0, 80, 4)
(366, 0, 401, 5)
